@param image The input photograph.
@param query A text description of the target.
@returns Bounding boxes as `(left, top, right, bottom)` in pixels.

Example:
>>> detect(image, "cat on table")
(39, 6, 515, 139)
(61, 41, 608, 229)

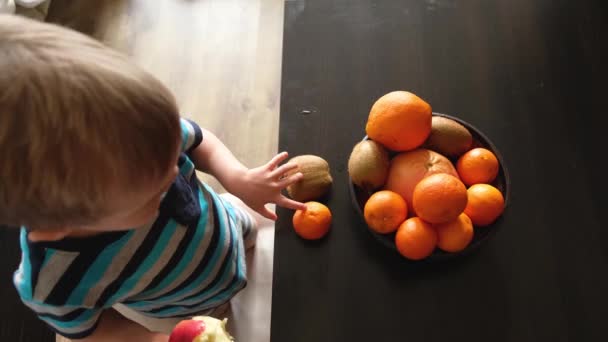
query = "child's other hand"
(233, 152, 307, 220)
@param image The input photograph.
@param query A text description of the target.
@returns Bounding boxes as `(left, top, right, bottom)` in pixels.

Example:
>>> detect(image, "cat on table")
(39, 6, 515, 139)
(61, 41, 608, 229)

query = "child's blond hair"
(0, 15, 181, 228)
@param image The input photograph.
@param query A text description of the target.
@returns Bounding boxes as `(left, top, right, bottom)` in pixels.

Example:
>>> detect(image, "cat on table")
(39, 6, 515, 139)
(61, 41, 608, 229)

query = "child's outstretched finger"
(270, 162, 298, 179)
(256, 206, 278, 221)
(265, 151, 289, 170)
(276, 196, 307, 211)
(277, 172, 303, 188)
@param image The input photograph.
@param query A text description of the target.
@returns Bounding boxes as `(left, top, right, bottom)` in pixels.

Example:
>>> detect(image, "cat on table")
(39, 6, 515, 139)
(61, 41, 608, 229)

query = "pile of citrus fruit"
(348, 91, 506, 260)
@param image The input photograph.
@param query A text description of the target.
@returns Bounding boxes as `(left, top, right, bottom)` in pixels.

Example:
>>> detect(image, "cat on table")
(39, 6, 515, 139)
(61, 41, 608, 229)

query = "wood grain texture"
(0, 1, 283, 341)
(273, 1, 608, 341)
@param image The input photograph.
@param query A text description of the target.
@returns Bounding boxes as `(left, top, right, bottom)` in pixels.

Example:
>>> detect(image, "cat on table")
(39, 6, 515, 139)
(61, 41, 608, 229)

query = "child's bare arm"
(190, 128, 306, 220)
(71, 310, 168, 342)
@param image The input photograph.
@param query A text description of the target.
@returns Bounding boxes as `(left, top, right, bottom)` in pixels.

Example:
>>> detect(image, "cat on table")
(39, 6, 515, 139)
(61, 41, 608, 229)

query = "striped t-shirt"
(13, 118, 252, 339)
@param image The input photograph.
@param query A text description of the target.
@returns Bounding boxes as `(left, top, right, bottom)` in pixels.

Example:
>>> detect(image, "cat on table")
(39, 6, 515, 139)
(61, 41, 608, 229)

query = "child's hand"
(232, 152, 307, 221)
(189, 129, 307, 220)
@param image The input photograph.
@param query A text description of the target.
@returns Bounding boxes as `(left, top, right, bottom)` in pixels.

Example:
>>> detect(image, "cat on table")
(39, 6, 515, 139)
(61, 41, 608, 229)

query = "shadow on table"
(346, 214, 513, 342)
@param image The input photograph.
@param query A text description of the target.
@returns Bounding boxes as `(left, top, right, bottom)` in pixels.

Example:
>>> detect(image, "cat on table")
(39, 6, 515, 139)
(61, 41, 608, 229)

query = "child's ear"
(27, 228, 71, 242)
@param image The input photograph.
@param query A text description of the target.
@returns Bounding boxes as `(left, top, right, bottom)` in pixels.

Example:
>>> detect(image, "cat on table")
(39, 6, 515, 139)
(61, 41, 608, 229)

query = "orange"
(363, 190, 408, 234)
(292, 201, 332, 240)
(366, 91, 432, 151)
(464, 184, 504, 226)
(412, 173, 468, 224)
(456, 148, 499, 186)
(384, 148, 459, 213)
(395, 217, 438, 260)
(434, 213, 474, 252)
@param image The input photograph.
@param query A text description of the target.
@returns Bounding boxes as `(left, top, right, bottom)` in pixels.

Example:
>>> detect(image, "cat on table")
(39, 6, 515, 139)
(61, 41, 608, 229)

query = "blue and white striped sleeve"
(13, 230, 104, 339)
(28, 303, 103, 339)
(180, 118, 203, 154)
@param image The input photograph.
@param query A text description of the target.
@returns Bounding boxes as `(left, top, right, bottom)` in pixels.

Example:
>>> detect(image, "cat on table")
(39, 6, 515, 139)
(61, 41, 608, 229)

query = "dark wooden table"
(272, 1, 608, 341)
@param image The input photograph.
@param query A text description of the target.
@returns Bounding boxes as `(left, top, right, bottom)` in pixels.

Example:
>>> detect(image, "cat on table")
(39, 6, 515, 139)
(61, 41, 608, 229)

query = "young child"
(0, 14, 305, 341)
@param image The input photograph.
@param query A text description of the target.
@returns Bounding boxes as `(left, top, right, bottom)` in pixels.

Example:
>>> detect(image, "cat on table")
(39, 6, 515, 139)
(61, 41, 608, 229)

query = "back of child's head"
(0, 14, 181, 228)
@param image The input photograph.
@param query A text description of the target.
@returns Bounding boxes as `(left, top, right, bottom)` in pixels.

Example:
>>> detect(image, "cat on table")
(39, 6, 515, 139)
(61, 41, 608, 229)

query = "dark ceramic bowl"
(348, 113, 510, 261)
